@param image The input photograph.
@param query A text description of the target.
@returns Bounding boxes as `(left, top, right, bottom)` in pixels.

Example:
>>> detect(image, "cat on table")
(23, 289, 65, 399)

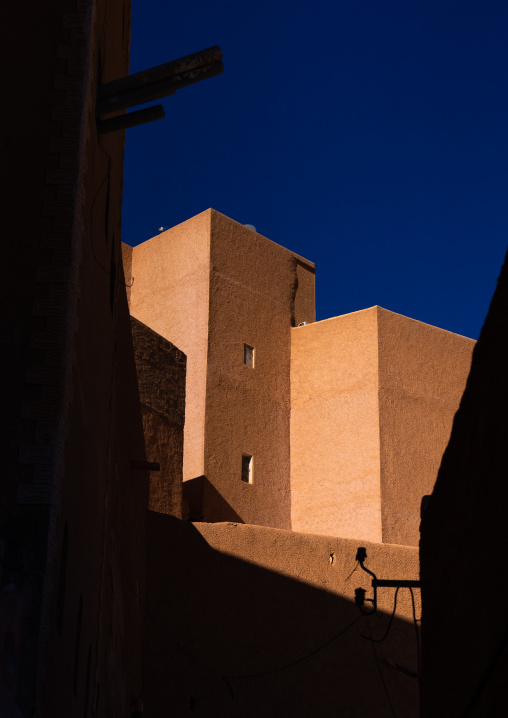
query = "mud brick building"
(2, 0, 507, 715)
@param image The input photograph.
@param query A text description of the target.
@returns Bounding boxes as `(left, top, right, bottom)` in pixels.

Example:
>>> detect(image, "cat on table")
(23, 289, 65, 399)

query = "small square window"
(244, 344, 254, 367)
(241, 454, 253, 483)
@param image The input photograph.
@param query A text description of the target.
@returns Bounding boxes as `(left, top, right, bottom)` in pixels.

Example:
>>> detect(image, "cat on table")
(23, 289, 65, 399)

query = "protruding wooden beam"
(97, 105, 166, 135)
(97, 45, 222, 100)
(96, 61, 223, 117)
(97, 104, 165, 134)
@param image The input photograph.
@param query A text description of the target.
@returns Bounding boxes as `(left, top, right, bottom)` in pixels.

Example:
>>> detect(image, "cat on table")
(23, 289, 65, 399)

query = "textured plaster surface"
(377, 307, 474, 546)
(131, 317, 186, 517)
(121, 243, 133, 305)
(204, 211, 315, 528)
(145, 515, 420, 718)
(197, 521, 419, 605)
(291, 306, 474, 546)
(128, 211, 211, 481)
(290, 308, 382, 541)
(3, 0, 147, 713)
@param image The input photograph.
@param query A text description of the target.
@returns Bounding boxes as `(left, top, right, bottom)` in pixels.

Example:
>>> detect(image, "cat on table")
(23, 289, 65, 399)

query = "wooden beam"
(97, 45, 222, 101)
(96, 61, 223, 117)
(97, 105, 165, 134)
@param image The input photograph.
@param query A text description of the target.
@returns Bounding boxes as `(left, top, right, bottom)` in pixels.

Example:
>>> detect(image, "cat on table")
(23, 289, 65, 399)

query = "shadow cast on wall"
(140, 513, 420, 718)
(183, 476, 243, 523)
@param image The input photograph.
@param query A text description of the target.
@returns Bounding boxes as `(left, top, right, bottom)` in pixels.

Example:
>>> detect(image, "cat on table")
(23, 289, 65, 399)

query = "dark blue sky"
(122, 0, 508, 340)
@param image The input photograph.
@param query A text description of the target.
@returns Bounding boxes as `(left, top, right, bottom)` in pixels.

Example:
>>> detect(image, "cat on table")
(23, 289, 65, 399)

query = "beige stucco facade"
(291, 306, 475, 545)
(291, 309, 383, 542)
(126, 211, 474, 548)
(125, 212, 211, 483)
(9, 0, 503, 706)
(126, 209, 316, 528)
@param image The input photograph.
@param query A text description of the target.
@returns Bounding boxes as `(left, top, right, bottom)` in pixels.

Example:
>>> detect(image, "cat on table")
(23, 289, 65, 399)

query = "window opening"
(241, 454, 253, 483)
(244, 344, 254, 367)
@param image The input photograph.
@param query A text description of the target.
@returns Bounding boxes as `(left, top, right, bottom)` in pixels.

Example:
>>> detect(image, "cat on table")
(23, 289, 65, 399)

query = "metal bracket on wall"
(130, 460, 161, 472)
(354, 546, 421, 615)
(96, 45, 223, 133)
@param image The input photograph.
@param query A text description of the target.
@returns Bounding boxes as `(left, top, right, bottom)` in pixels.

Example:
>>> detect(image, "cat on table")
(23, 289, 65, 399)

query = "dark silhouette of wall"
(0, 0, 152, 715)
(420, 250, 508, 716)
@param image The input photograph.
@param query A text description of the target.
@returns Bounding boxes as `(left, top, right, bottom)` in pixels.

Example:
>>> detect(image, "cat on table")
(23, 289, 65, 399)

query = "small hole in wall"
(244, 344, 254, 367)
(241, 454, 253, 484)
(329, 552, 335, 565)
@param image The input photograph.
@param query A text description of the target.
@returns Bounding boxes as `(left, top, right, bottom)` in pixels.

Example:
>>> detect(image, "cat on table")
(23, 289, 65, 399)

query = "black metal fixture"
(354, 546, 420, 615)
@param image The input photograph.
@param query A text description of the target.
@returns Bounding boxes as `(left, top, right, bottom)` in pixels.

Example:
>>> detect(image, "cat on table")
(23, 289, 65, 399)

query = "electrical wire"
(365, 617, 399, 718)
(344, 561, 359, 582)
(409, 586, 422, 712)
(223, 613, 363, 680)
(109, 536, 365, 698)
(361, 587, 400, 643)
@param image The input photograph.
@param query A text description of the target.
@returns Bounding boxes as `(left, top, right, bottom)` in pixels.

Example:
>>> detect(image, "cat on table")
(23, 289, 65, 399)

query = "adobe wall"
(131, 317, 186, 517)
(291, 306, 474, 546)
(377, 308, 474, 546)
(290, 308, 382, 541)
(128, 212, 211, 482)
(420, 251, 508, 716)
(38, 1, 150, 709)
(144, 515, 420, 718)
(203, 211, 315, 528)
(0, 0, 154, 714)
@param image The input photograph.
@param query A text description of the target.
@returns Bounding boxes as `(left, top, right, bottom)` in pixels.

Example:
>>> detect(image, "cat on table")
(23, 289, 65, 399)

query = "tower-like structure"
(125, 209, 315, 527)
(126, 209, 475, 547)
(290, 306, 475, 546)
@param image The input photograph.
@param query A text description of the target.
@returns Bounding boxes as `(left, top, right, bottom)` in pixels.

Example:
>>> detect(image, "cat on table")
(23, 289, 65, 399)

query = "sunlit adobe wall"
(129, 210, 315, 529)
(291, 306, 474, 545)
(377, 307, 474, 546)
(128, 211, 212, 484)
(203, 211, 315, 528)
(291, 308, 382, 541)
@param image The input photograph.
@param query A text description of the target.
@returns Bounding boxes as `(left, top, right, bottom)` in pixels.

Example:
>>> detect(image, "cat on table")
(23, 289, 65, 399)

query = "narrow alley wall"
(420, 250, 508, 716)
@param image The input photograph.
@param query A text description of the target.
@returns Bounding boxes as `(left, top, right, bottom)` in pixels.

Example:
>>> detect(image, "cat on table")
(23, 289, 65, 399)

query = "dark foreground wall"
(0, 0, 152, 715)
(420, 250, 508, 717)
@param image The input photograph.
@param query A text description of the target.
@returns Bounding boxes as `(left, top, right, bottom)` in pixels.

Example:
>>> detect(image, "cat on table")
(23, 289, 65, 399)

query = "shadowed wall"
(144, 515, 421, 718)
(131, 317, 186, 517)
(420, 250, 508, 716)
